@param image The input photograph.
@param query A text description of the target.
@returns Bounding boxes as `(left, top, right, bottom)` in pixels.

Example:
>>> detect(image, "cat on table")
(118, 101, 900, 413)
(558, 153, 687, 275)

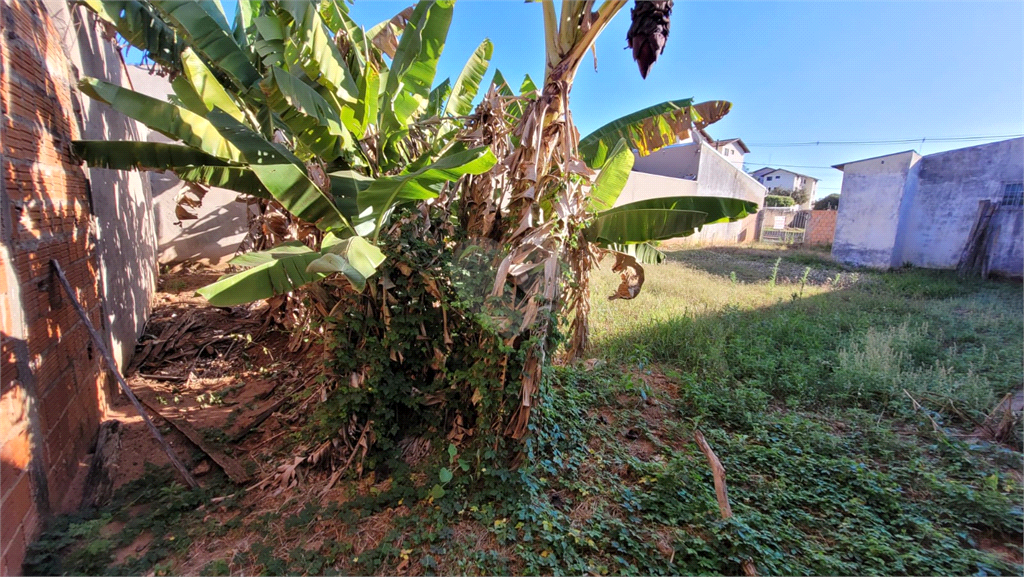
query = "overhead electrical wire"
(745, 133, 1023, 147)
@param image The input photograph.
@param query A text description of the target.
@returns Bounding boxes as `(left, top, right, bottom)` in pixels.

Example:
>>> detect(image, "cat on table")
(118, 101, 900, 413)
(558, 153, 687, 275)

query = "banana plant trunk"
(487, 1, 627, 438)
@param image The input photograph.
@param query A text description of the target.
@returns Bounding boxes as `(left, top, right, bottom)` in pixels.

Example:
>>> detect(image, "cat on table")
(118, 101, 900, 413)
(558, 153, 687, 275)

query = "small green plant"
(730, 271, 737, 285)
(768, 257, 782, 291)
(799, 265, 811, 296)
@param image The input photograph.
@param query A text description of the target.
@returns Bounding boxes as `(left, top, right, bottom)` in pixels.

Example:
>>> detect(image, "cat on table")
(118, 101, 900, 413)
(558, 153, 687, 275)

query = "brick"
(0, 522, 27, 577)
(0, 472, 31, 546)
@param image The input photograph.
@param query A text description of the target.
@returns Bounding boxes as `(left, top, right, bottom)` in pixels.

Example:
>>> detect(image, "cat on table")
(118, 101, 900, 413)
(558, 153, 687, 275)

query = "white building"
(749, 167, 818, 208)
(615, 137, 767, 244)
(830, 138, 1023, 277)
(710, 138, 750, 171)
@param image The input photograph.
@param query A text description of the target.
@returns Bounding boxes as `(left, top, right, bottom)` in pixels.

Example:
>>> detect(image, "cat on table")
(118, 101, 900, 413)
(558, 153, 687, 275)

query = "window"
(1002, 183, 1024, 207)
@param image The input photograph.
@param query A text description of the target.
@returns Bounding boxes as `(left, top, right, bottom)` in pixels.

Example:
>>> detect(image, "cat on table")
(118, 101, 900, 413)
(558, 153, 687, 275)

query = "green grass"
(27, 246, 1023, 576)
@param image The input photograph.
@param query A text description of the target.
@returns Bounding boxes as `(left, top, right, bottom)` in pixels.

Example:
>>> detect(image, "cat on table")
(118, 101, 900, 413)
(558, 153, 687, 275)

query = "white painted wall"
(898, 138, 1024, 270)
(831, 138, 1023, 275)
(831, 150, 921, 268)
(715, 141, 746, 170)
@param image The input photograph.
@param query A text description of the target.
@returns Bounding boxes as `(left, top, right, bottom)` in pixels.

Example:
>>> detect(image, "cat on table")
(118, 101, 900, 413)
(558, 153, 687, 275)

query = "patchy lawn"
(25, 246, 1023, 576)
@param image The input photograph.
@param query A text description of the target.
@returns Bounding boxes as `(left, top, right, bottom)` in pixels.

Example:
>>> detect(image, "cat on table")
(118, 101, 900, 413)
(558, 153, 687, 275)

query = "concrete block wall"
(804, 210, 837, 245)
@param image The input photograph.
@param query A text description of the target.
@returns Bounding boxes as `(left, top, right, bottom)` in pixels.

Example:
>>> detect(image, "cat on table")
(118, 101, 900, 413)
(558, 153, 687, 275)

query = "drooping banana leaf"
(174, 165, 271, 198)
(383, 0, 454, 130)
(180, 48, 246, 121)
(601, 242, 666, 264)
(599, 196, 758, 225)
(444, 39, 493, 117)
(252, 14, 286, 68)
(588, 138, 634, 212)
(357, 146, 497, 237)
(278, 2, 359, 103)
(72, 141, 228, 171)
(152, 0, 261, 90)
(79, 0, 184, 71)
(520, 74, 538, 97)
(579, 99, 733, 167)
(261, 66, 350, 160)
(170, 76, 209, 116)
(206, 109, 352, 233)
(196, 242, 329, 306)
(78, 78, 245, 163)
(585, 209, 709, 245)
(306, 235, 387, 291)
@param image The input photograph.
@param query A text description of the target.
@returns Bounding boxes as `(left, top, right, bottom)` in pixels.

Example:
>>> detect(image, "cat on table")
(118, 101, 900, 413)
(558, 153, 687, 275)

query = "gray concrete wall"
(125, 66, 253, 266)
(988, 207, 1023, 277)
(832, 150, 921, 268)
(632, 143, 701, 179)
(614, 142, 766, 244)
(44, 2, 157, 370)
(899, 138, 1024, 268)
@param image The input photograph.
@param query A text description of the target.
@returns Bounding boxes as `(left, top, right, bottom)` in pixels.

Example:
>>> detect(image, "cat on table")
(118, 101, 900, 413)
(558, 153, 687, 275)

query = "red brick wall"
(805, 210, 838, 245)
(1, 0, 108, 573)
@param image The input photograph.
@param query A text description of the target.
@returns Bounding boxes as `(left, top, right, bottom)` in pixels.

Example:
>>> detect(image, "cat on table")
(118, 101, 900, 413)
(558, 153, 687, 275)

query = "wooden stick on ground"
(50, 260, 199, 489)
(694, 429, 757, 577)
(138, 397, 251, 484)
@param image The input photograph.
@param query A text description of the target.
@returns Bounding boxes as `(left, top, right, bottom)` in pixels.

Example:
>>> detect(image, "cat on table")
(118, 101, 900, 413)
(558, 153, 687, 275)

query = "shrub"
(765, 195, 795, 207)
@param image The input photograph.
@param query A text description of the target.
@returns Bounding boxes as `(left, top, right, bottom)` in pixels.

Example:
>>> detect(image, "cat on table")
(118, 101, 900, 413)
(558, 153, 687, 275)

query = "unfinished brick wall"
(1, 0, 109, 573)
(805, 210, 838, 245)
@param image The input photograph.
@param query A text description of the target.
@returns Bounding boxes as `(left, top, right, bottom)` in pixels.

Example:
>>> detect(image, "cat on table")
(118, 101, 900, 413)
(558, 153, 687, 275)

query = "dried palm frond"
(626, 0, 673, 79)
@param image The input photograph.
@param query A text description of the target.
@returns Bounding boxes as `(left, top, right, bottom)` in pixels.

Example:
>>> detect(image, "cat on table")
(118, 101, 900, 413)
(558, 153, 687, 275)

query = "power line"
(744, 162, 837, 170)
(745, 133, 1023, 147)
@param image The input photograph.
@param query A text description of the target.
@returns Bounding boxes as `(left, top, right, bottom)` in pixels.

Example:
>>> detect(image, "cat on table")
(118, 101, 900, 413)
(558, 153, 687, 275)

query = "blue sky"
(347, 1, 1024, 198)
(181, 1, 1024, 199)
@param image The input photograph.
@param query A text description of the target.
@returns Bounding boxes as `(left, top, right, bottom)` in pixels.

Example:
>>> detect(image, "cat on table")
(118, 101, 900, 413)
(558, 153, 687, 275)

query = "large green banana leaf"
(588, 138, 634, 212)
(340, 61, 380, 138)
(252, 14, 286, 68)
(279, 2, 359, 104)
(197, 235, 384, 306)
(585, 208, 708, 245)
(72, 141, 228, 170)
(384, 0, 454, 130)
(357, 146, 497, 237)
(444, 39, 493, 117)
(72, 141, 271, 197)
(80, 0, 183, 71)
(261, 66, 350, 160)
(174, 166, 271, 198)
(196, 242, 329, 306)
(579, 99, 733, 168)
(181, 48, 246, 121)
(602, 242, 666, 265)
(306, 235, 387, 291)
(206, 109, 351, 233)
(152, 0, 261, 90)
(78, 78, 245, 163)
(600, 196, 758, 225)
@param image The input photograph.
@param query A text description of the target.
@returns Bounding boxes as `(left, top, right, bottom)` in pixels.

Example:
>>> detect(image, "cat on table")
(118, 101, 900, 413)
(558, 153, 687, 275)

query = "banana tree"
(449, 0, 756, 437)
(74, 0, 499, 306)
